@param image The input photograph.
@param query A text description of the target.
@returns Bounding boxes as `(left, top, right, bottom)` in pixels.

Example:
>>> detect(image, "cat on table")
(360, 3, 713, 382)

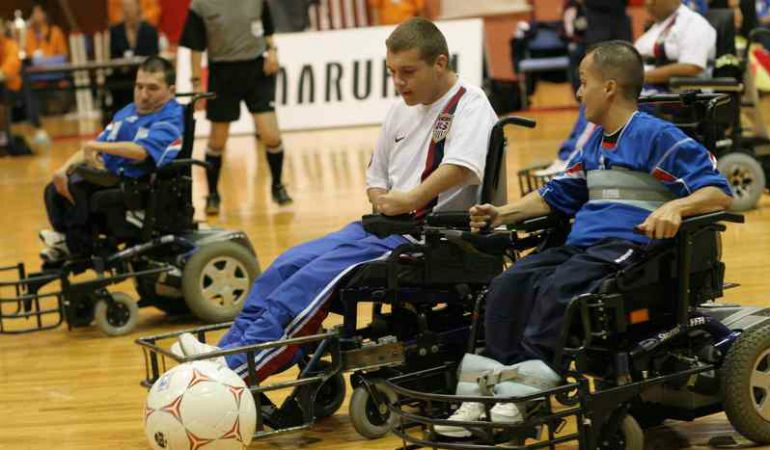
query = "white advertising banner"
(176, 19, 484, 135)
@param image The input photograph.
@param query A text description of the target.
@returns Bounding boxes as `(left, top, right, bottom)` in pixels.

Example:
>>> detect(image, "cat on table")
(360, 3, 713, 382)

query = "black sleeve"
(262, 1, 275, 37)
(180, 8, 207, 51)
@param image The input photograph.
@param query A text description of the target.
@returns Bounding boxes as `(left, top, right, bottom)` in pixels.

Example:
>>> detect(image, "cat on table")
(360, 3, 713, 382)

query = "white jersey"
(366, 78, 499, 212)
(635, 4, 716, 73)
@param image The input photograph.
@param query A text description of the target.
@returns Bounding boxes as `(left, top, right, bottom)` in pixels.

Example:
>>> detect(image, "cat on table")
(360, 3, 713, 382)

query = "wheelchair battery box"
(423, 238, 503, 285)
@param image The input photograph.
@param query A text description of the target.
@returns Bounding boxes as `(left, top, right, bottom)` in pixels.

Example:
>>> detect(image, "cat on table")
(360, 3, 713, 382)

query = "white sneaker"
(533, 159, 568, 177)
(39, 229, 66, 247)
(434, 402, 485, 438)
(178, 332, 227, 366)
(490, 402, 524, 423)
(169, 342, 184, 359)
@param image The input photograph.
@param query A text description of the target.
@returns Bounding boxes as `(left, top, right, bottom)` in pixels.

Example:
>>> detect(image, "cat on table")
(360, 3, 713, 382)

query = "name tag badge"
(251, 20, 264, 39)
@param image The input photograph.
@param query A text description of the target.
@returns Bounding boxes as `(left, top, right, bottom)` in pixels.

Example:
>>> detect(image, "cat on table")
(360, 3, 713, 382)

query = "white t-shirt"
(366, 78, 499, 212)
(635, 4, 716, 73)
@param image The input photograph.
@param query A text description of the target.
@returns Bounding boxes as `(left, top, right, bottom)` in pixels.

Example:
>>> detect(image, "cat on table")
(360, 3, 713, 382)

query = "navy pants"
(484, 238, 643, 365)
(43, 173, 104, 256)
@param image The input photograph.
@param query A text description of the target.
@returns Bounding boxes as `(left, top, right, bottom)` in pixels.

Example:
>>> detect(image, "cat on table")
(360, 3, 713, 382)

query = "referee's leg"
(253, 111, 292, 205)
(204, 121, 231, 215)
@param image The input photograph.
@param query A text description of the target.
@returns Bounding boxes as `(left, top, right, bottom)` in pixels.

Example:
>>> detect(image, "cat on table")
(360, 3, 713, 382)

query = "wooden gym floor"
(0, 83, 769, 449)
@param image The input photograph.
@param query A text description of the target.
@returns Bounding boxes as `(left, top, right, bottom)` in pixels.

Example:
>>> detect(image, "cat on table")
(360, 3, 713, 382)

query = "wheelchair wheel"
(718, 152, 766, 212)
(94, 292, 138, 336)
(181, 241, 259, 323)
(721, 324, 770, 444)
(297, 360, 346, 419)
(598, 414, 643, 450)
(349, 382, 398, 439)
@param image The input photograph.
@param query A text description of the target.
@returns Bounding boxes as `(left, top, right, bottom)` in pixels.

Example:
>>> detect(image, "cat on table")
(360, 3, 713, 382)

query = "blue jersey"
(539, 112, 732, 247)
(682, 0, 707, 14)
(98, 99, 184, 178)
(759, 0, 770, 20)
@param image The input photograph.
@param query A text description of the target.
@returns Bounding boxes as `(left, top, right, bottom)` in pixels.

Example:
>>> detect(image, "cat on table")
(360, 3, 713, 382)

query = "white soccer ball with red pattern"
(144, 361, 256, 450)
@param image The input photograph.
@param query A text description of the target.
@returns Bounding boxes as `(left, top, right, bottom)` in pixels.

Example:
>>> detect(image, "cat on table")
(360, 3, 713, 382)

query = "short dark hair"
(139, 55, 176, 87)
(585, 40, 644, 101)
(386, 18, 450, 65)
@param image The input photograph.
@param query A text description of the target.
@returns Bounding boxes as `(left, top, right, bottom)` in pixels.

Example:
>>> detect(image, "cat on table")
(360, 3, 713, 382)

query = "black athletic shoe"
(271, 183, 293, 205)
(205, 193, 221, 215)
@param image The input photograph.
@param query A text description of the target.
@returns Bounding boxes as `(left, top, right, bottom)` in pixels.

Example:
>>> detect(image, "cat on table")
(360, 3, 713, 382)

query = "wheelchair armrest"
(425, 211, 470, 229)
(678, 210, 744, 232)
(362, 213, 420, 238)
(155, 158, 210, 175)
(514, 213, 566, 232)
(71, 164, 121, 187)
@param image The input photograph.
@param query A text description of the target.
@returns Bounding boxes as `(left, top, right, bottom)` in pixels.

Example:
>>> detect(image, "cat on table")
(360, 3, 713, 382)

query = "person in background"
(26, 3, 68, 59)
(368, 0, 425, 26)
(267, 0, 314, 32)
(0, 18, 50, 148)
(108, 0, 160, 27)
(108, 0, 159, 119)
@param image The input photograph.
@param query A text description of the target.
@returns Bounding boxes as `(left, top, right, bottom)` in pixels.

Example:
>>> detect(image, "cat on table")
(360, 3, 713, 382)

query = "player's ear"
(434, 54, 448, 72)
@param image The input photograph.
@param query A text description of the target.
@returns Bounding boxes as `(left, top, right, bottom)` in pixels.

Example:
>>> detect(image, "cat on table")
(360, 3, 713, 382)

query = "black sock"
(205, 152, 223, 195)
(266, 146, 284, 187)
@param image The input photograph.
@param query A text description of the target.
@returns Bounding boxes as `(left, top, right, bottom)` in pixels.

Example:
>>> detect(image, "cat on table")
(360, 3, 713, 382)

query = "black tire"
(722, 325, 770, 444)
(135, 276, 188, 316)
(93, 292, 138, 336)
(349, 383, 398, 439)
(598, 414, 644, 450)
(310, 372, 346, 419)
(718, 152, 766, 212)
(181, 241, 259, 323)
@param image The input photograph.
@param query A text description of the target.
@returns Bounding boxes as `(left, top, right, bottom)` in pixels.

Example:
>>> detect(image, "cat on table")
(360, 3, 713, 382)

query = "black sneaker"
(271, 184, 293, 205)
(205, 193, 221, 215)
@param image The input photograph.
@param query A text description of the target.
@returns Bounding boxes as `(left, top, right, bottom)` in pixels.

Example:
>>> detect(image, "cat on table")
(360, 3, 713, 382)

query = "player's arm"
(375, 164, 471, 216)
(469, 191, 552, 232)
(367, 188, 388, 212)
(84, 140, 148, 161)
(644, 63, 703, 84)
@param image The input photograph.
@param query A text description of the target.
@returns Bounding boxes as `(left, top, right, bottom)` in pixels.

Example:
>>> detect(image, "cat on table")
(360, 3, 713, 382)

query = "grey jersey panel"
(190, 0, 267, 62)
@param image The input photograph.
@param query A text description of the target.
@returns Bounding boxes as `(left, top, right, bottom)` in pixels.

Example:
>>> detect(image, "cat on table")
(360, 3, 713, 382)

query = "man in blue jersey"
(436, 41, 732, 434)
(40, 55, 184, 262)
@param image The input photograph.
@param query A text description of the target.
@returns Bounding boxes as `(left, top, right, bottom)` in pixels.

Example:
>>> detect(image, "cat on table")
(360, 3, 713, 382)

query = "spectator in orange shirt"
(108, 0, 161, 27)
(368, 0, 425, 26)
(26, 4, 68, 59)
(0, 24, 23, 93)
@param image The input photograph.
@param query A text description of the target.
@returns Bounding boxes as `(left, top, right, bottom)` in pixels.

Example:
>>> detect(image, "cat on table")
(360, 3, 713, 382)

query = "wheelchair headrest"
(705, 9, 737, 60)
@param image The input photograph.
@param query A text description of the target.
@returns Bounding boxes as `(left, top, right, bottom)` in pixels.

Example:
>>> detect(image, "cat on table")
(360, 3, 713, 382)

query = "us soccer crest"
(432, 113, 454, 143)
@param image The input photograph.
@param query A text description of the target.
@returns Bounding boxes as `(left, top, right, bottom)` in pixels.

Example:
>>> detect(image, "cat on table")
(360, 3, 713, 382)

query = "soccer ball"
(144, 361, 256, 450)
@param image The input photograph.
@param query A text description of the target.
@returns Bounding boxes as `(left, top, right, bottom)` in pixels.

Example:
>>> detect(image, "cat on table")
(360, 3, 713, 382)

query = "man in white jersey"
(172, 18, 500, 382)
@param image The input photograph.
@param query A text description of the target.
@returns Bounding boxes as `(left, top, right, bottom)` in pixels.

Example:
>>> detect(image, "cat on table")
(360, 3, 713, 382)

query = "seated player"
(171, 18, 500, 382)
(40, 55, 183, 262)
(436, 41, 732, 436)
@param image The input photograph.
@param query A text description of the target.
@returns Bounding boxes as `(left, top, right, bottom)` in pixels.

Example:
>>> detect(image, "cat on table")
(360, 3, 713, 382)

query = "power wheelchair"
(381, 101, 770, 450)
(134, 115, 536, 440)
(0, 93, 260, 336)
(519, 10, 770, 211)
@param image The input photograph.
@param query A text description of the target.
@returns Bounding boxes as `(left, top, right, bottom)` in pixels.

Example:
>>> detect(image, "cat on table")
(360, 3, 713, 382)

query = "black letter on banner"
(276, 67, 288, 105)
(451, 54, 459, 73)
(326, 62, 343, 102)
(382, 58, 395, 98)
(297, 65, 315, 104)
(353, 60, 372, 100)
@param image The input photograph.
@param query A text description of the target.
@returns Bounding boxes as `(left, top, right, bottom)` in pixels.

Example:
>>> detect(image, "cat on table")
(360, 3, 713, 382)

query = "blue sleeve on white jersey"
(650, 126, 732, 198)
(538, 150, 589, 216)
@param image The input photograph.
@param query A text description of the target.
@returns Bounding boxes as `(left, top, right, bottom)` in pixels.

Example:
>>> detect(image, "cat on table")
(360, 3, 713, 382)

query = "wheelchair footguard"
(0, 229, 258, 336)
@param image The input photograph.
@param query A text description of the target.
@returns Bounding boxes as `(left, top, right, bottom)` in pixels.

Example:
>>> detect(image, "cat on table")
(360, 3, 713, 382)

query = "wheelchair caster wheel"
(182, 241, 259, 323)
(598, 414, 643, 450)
(718, 152, 766, 212)
(349, 382, 397, 439)
(94, 292, 138, 336)
(722, 324, 770, 444)
(297, 360, 346, 419)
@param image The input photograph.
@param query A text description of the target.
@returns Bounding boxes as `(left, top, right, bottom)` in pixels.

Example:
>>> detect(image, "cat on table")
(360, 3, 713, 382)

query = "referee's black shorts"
(206, 57, 277, 122)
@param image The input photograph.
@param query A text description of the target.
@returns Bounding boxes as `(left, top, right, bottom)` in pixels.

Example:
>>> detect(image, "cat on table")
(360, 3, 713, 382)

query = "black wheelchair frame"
(0, 92, 259, 336)
(382, 210, 762, 450)
(134, 116, 539, 439)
